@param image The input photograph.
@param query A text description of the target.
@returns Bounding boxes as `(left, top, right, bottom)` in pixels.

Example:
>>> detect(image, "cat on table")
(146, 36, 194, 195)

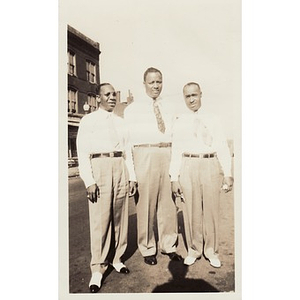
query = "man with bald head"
(77, 83, 136, 293)
(170, 82, 233, 268)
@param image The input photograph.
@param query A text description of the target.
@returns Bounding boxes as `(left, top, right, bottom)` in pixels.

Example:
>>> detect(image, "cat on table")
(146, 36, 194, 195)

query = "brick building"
(66, 25, 134, 167)
(67, 25, 101, 160)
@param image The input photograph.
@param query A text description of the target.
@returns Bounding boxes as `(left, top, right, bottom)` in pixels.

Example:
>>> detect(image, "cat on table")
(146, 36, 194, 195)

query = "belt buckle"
(109, 152, 114, 158)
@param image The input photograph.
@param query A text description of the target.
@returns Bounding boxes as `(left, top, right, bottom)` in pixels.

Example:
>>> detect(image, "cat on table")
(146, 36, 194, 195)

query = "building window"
(86, 61, 96, 83)
(88, 94, 98, 112)
(68, 88, 78, 113)
(67, 51, 76, 76)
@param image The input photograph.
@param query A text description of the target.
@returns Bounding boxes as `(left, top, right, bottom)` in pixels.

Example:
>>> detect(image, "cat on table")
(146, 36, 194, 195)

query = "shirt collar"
(194, 108, 205, 116)
(146, 95, 162, 104)
(97, 107, 114, 118)
(184, 107, 200, 115)
(182, 107, 205, 119)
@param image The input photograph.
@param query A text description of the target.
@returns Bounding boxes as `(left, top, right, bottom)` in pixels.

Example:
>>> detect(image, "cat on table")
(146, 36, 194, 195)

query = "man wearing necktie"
(170, 82, 233, 268)
(124, 67, 182, 266)
(77, 83, 136, 293)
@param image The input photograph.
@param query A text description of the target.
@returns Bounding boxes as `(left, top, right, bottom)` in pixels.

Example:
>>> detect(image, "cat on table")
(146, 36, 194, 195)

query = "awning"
(68, 116, 81, 127)
(68, 121, 80, 127)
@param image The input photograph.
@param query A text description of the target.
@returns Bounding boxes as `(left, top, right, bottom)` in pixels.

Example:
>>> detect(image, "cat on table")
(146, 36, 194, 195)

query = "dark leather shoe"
(144, 255, 157, 265)
(163, 252, 183, 261)
(119, 267, 130, 274)
(90, 284, 100, 293)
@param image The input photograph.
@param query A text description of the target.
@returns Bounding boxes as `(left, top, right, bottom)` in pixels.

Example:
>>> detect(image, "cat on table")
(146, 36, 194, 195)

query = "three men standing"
(76, 74, 234, 293)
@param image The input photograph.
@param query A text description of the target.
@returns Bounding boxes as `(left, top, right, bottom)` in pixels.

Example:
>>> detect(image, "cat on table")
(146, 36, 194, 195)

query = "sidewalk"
(68, 177, 236, 294)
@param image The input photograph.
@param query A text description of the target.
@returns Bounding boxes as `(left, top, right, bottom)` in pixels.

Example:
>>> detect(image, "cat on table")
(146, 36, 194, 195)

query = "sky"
(60, 0, 241, 139)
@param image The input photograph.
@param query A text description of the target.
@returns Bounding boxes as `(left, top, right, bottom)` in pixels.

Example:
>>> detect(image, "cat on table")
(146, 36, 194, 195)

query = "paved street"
(68, 175, 235, 294)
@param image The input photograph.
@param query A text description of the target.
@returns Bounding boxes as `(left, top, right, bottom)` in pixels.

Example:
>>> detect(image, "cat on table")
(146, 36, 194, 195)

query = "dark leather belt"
(90, 151, 124, 159)
(183, 152, 216, 158)
(134, 142, 172, 148)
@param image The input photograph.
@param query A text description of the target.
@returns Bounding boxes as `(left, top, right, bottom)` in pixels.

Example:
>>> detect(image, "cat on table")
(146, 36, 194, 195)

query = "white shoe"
(89, 271, 103, 288)
(209, 257, 221, 268)
(184, 256, 197, 266)
(112, 262, 126, 272)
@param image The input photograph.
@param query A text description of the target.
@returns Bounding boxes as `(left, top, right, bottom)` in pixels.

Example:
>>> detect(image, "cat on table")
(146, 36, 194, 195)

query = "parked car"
(68, 158, 78, 168)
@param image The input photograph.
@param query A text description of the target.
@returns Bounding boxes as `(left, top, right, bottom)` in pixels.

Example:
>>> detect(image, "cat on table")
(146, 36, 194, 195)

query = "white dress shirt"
(124, 96, 177, 145)
(169, 109, 232, 181)
(77, 108, 136, 188)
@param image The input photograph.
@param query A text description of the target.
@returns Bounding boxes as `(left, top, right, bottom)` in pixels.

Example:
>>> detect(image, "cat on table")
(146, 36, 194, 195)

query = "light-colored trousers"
(89, 157, 129, 274)
(179, 156, 223, 260)
(133, 147, 178, 257)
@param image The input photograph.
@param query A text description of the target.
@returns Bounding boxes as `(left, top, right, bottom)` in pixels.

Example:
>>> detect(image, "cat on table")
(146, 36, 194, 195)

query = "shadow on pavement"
(177, 210, 188, 249)
(152, 260, 219, 293)
(122, 213, 138, 262)
(101, 264, 114, 284)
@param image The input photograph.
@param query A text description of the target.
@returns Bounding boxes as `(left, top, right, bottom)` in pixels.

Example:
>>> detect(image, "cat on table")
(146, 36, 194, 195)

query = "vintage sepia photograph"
(5, 1, 300, 300)
(59, 0, 241, 298)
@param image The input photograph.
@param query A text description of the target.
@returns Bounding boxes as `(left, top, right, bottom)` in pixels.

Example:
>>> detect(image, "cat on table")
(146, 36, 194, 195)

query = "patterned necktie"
(107, 113, 120, 149)
(194, 117, 213, 146)
(153, 100, 166, 133)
